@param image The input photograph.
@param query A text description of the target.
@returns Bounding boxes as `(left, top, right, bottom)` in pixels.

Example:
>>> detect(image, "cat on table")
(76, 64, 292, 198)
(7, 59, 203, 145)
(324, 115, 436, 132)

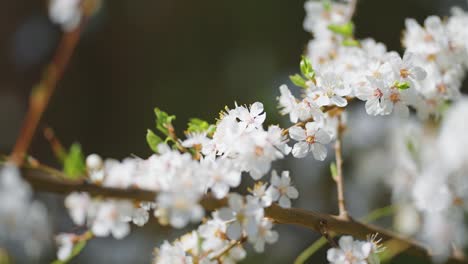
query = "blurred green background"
(0, 0, 467, 263)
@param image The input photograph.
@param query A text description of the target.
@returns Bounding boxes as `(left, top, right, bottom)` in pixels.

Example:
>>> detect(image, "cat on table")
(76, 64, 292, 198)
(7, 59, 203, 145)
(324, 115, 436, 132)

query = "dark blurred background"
(0, 0, 467, 263)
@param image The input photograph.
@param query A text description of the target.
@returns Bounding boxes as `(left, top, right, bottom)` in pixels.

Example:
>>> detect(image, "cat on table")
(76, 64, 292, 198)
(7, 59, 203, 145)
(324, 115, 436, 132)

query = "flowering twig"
(334, 114, 349, 219)
(210, 237, 247, 262)
(294, 205, 395, 264)
(14, 165, 467, 264)
(8, 17, 85, 166)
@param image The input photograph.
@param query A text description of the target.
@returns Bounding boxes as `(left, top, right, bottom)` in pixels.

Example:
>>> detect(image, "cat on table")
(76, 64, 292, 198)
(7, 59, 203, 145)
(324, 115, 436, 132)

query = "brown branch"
(8, 20, 84, 166)
(15, 166, 467, 264)
(334, 114, 349, 219)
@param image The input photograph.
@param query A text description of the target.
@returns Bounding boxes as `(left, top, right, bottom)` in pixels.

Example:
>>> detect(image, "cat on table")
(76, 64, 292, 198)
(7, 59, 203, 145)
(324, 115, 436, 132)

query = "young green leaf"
(187, 118, 209, 133)
(146, 129, 163, 152)
(328, 22, 354, 37)
(290, 74, 308, 89)
(300, 56, 315, 80)
(330, 162, 338, 181)
(395, 81, 410, 90)
(63, 143, 86, 179)
(154, 108, 176, 136)
(322, 0, 331, 11)
(342, 38, 360, 47)
(187, 118, 216, 136)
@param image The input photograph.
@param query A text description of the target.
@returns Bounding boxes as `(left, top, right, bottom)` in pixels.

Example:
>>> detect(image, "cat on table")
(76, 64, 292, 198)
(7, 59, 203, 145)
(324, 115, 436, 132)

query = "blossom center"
(389, 92, 400, 103)
(437, 83, 447, 94)
(306, 135, 316, 144)
(400, 68, 410, 78)
(255, 146, 264, 156)
(373, 88, 383, 98)
(345, 251, 358, 262)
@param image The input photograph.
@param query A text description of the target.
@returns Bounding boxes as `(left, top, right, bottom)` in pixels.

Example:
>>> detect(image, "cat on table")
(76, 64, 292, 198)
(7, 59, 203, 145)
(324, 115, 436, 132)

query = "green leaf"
(51, 240, 88, 264)
(154, 108, 176, 136)
(322, 0, 331, 11)
(394, 81, 410, 90)
(328, 22, 354, 37)
(187, 118, 217, 137)
(63, 143, 86, 179)
(330, 162, 338, 181)
(342, 38, 360, 47)
(146, 129, 163, 152)
(289, 74, 308, 89)
(300, 56, 315, 80)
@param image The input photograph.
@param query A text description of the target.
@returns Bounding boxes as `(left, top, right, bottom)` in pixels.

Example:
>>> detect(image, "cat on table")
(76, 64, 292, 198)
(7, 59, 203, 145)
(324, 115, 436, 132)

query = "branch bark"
(334, 114, 349, 219)
(8, 19, 84, 166)
(17, 166, 467, 264)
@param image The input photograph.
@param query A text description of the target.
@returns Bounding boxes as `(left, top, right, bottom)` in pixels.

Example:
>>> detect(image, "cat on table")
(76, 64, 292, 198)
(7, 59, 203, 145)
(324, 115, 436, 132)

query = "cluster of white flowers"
(154, 194, 279, 264)
(48, 0, 468, 263)
(384, 98, 468, 260)
(327, 235, 381, 264)
(0, 164, 50, 259)
(59, 102, 301, 262)
(279, 1, 468, 163)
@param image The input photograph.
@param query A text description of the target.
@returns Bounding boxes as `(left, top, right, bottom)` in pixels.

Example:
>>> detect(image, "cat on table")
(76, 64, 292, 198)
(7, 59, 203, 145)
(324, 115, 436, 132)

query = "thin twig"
(8, 21, 84, 166)
(294, 205, 395, 264)
(10, 165, 467, 264)
(334, 114, 349, 219)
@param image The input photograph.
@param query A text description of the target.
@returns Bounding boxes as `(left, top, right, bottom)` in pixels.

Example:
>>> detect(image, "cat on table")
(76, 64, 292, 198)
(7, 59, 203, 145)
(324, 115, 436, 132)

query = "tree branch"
(334, 114, 349, 219)
(16, 166, 467, 264)
(8, 18, 85, 166)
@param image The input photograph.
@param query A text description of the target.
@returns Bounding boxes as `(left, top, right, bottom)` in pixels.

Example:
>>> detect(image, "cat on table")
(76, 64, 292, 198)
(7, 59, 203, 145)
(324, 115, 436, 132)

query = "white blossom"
(49, 0, 82, 31)
(217, 194, 264, 240)
(327, 236, 373, 264)
(289, 122, 332, 160)
(247, 218, 279, 252)
(267, 170, 299, 208)
(55, 233, 74, 261)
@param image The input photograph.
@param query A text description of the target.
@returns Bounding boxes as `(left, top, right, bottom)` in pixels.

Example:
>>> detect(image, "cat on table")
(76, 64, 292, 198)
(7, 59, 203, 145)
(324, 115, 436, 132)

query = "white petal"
(226, 221, 242, 240)
(270, 170, 281, 186)
(250, 102, 264, 116)
(412, 66, 427, 80)
(327, 248, 345, 262)
(338, 236, 354, 251)
(305, 122, 319, 134)
(287, 186, 299, 199)
(265, 230, 279, 244)
(331, 96, 348, 107)
(228, 194, 244, 212)
(266, 187, 280, 201)
(313, 92, 331, 106)
(212, 183, 230, 199)
(254, 240, 265, 253)
(292, 142, 310, 158)
(289, 126, 307, 141)
(311, 143, 327, 161)
(278, 196, 291, 208)
(365, 97, 382, 115)
(315, 129, 331, 144)
(111, 222, 130, 239)
(218, 208, 234, 221)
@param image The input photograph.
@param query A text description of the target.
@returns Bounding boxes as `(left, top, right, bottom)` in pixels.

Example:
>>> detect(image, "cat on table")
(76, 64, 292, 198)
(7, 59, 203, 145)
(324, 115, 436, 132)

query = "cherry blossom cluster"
(153, 194, 279, 264)
(385, 99, 468, 260)
(60, 102, 299, 261)
(327, 235, 382, 264)
(43, 0, 468, 263)
(0, 164, 50, 259)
